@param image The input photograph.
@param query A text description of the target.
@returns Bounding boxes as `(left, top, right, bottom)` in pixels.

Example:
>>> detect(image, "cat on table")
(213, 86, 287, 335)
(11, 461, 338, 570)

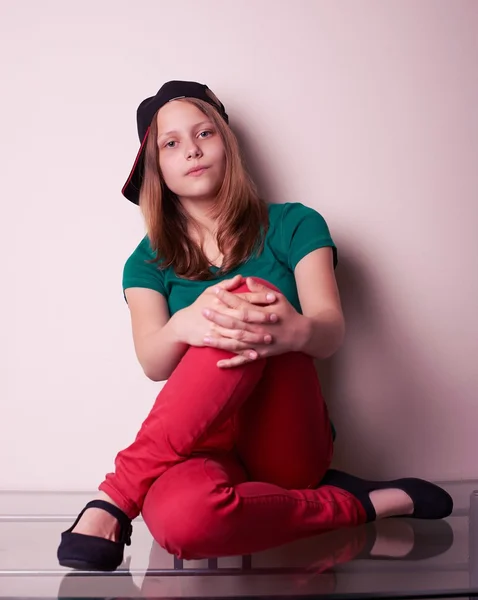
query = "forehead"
(156, 100, 207, 133)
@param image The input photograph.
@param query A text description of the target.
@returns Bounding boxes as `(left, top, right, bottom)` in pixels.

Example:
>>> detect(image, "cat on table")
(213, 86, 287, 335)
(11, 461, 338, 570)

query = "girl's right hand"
(170, 274, 277, 348)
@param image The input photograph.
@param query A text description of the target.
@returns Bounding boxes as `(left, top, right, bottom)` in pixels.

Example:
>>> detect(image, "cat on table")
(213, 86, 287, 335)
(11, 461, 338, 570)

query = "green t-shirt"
(123, 202, 337, 315)
(123, 201, 338, 440)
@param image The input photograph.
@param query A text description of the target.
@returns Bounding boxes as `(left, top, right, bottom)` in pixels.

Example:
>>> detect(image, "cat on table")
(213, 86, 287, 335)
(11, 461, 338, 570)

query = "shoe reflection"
(141, 518, 454, 596)
(57, 518, 454, 598)
(297, 518, 454, 589)
(57, 556, 142, 598)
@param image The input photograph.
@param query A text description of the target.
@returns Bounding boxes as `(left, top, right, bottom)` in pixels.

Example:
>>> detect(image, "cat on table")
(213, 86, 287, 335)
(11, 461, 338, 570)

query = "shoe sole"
(59, 558, 117, 572)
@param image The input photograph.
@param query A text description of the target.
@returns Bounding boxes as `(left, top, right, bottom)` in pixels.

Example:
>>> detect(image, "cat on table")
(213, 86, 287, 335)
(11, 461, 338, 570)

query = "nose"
(185, 141, 203, 160)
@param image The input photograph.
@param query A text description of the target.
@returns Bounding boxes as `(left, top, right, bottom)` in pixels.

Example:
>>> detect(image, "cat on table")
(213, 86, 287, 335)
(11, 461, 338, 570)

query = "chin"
(185, 182, 220, 198)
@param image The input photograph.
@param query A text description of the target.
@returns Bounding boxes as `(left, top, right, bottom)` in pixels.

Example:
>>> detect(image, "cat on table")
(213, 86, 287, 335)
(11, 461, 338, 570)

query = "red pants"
(99, 279, 367, 559)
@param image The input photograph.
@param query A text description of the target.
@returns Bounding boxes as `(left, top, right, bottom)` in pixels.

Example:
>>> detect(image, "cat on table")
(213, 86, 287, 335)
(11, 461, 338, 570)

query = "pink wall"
(1, 0, 477, 489)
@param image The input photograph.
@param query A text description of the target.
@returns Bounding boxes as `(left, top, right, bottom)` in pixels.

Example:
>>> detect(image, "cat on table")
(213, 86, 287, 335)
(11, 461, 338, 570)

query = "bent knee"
(150, 496, 234, 559)
(143, 472, 237, 559)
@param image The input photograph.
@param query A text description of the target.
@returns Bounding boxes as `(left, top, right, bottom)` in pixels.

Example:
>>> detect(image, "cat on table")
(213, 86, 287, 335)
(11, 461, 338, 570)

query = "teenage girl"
(57, 80, 452, 572)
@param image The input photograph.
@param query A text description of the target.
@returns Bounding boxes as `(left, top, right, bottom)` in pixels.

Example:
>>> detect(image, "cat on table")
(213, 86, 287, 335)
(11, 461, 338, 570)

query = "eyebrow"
(157, 120, 213, 140)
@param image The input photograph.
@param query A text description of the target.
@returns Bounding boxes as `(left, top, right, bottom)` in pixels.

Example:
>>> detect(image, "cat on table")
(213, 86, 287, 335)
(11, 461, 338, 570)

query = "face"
(156, 100, 226, 202)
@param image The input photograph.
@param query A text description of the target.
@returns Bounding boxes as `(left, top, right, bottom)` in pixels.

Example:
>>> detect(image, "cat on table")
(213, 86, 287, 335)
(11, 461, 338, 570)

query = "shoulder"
(268, 201, 328, 223)
(124, 235, 161, 270)
(268, 202, 337, 270)
(127, 235, 156, 260)
(123, 235, 165, 288)
(268, 201, 332, 236)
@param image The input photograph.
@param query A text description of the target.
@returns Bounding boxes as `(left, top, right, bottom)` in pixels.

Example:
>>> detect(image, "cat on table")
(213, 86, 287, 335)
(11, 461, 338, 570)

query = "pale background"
(1, 0, 476, 491)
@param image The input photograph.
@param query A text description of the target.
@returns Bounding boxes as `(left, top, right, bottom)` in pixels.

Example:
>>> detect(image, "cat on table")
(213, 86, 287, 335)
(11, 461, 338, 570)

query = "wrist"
(168, 309, 189, 345)
(293, 310, 346, 359)
(292, 314, 313, 352)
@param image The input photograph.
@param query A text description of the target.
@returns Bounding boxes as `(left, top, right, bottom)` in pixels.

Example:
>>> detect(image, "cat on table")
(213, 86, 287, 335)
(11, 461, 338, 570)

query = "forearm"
(137, 312, 189, 381)
(294, 308, 346, 360)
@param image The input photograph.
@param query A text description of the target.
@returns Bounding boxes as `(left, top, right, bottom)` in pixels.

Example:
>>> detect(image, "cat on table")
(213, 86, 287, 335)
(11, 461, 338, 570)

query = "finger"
(216, 287, 276, 306)
(205, 304, 275, 325)
(217, 352, 258, 369)
(234, 300, 278, 324)
(208, 324, 272, 345)
(203, 334, 251, 352)
(245, 278, 277, 294)
(215, 289, 278, 322)
(217, 274, 244, 290)
(203, 306, 274, 329)
(202, 308, 248, 331)
(231, 306, 277, 325)
(234, 291, 277, 305)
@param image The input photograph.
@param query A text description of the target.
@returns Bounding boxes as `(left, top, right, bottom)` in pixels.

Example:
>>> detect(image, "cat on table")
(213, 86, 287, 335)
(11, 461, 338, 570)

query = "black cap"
(122, 80, 229, 204)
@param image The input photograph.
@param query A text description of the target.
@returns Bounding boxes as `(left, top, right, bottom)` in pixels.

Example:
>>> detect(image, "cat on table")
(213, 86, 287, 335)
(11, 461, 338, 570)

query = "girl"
(57, 80, 452, 572)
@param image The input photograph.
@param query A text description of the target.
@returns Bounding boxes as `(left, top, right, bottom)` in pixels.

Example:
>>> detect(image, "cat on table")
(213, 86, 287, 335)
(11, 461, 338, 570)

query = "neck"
(179, 196, 218, 235)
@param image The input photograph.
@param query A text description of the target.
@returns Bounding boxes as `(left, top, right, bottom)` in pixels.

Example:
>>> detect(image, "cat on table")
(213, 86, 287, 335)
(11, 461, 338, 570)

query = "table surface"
(0, 479, 477, 599)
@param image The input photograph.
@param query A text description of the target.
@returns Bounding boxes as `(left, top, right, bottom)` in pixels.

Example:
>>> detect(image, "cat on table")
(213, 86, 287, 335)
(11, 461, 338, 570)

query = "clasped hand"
(201, 275, 304, 368)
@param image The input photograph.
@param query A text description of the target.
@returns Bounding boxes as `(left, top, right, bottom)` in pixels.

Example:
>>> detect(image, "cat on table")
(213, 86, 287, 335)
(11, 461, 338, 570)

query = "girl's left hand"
(202, 278, 306, 368)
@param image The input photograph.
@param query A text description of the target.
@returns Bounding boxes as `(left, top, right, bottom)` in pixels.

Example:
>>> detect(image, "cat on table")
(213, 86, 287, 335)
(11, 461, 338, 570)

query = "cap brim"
(121, 127, 150, 205)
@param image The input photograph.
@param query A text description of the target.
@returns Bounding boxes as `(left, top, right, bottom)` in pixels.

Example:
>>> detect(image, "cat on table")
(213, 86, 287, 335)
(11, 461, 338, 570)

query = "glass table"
(0, 479, 476, 599)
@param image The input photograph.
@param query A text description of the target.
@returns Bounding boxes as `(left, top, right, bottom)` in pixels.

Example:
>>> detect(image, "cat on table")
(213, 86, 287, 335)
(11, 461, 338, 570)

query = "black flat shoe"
(320, 469, 453, 522)
(57, 499, 133, 572)
(357, 518, 454, 561)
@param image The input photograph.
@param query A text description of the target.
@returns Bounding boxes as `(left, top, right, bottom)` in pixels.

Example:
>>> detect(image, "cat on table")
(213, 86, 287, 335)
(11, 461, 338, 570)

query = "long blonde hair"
(139, 98, 269, 280)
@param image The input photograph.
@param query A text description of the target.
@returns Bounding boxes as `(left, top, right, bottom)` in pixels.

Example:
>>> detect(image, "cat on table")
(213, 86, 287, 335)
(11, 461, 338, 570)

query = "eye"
(165, 140, 177, 148)
(198, 130, 213, 139)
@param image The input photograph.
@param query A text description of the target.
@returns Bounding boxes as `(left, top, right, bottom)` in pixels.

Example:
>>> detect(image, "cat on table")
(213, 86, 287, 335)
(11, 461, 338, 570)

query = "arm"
(125, 288, 188, 382)
(294, 246, 346, 360)
(124, 275, 265, 381)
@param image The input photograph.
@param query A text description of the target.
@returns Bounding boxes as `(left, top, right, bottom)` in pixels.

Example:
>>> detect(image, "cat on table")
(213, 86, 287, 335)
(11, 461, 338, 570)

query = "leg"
(60, 277, 452, 571)
(142, 452, 367, 559)
(234, 350, 333, 490)
(100, 282, 316, 518)
(58, 279, 268, 569)
(216, 284, 451, 523)
(98, 281, 271, 518)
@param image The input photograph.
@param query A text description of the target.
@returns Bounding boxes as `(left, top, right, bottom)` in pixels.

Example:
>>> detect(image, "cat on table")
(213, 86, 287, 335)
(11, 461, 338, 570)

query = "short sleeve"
(122, 236, 167, 301)
(281, 202, 338, 271)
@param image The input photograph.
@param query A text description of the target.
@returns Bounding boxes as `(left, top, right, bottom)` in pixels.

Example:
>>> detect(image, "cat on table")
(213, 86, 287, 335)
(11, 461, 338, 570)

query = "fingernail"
(264, 335, 272, 343)
(269, 313, 278, 322)
(203, 309, 210, 317)
(214, 287, 221, 294)
(266, 293, 275, 301)
(204, 337, 211, 344)
(248, 351, 257, 359)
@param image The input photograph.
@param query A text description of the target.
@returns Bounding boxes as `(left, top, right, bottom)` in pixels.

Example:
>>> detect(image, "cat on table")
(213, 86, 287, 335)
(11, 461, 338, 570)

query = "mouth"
(186, 166, 210, 176)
